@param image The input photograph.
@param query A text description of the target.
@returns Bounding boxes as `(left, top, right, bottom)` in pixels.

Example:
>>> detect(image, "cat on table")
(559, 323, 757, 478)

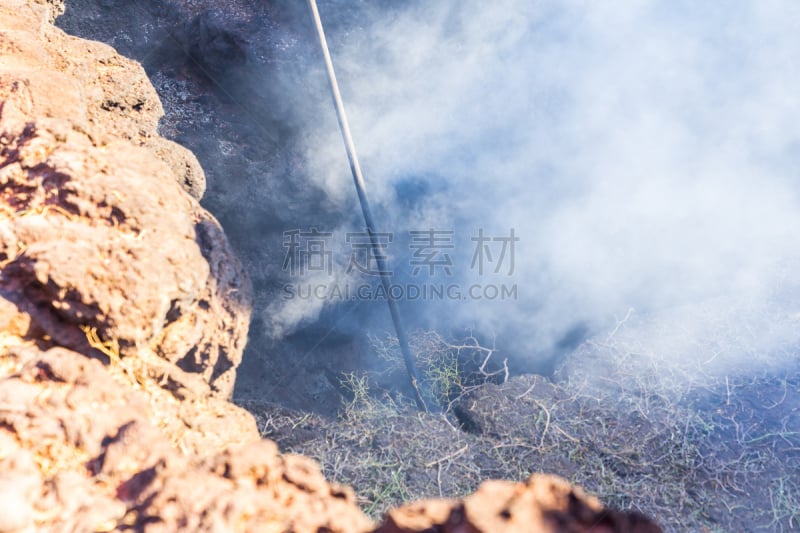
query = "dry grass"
(242, 327, 800, 530)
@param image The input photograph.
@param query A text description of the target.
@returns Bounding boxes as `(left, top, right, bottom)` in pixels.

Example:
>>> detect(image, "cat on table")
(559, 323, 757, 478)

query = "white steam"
(271, 0, 800, 371)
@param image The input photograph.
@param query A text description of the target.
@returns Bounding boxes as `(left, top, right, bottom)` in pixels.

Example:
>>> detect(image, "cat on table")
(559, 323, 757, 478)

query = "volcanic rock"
(377, 474, 662, 533)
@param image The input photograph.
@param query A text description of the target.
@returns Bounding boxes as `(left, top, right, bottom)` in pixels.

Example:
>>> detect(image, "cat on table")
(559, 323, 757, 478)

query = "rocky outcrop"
(0, 343, 369, 532)
(0, 2, 662, 532)
(0, 0, 243, 398)
(378, 475, 661, 533)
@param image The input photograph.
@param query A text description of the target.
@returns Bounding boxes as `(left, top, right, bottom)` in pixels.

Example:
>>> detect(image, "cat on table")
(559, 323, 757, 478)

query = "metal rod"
(307, 0, 428, 411)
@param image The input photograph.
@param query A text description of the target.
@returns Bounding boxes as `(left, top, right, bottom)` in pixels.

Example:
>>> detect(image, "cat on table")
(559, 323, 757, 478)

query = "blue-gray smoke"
(267, 0, 800, 376)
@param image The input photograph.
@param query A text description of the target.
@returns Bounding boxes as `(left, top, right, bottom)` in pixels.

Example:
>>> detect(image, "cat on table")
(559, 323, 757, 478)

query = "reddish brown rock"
(0, 0, 248, 397)
(377, 475, 662, 533)
(0, 342, 370, 532)
(0, 3, 374, 531)
(0, 0, 204, 199)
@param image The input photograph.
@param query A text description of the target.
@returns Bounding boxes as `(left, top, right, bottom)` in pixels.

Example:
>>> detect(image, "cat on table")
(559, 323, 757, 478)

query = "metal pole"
(307, 0, 428, 412)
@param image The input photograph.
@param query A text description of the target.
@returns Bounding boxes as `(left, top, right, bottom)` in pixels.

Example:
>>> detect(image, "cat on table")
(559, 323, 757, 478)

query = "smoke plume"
(269, 0, 800, 375)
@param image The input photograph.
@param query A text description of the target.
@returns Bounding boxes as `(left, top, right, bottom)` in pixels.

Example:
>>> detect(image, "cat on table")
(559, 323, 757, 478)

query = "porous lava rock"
(0, 0, 246, 397)
(376, 474, 662, 533)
